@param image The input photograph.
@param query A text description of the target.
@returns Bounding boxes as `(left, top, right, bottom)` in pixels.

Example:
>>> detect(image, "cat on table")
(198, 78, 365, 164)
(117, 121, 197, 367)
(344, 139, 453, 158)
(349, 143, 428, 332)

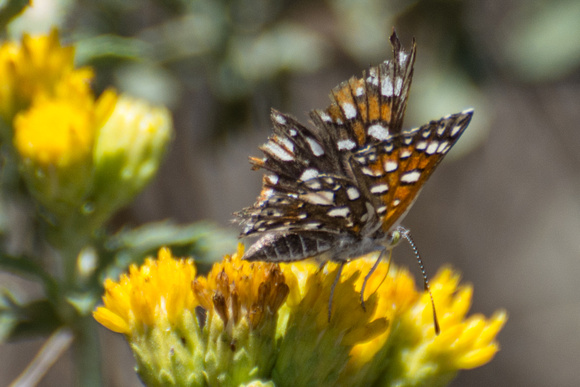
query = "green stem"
(73, 315, 103, 387)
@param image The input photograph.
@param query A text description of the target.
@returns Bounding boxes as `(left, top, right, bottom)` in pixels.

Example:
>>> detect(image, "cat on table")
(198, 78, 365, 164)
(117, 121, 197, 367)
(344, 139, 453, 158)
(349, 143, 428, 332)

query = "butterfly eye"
(386, 228, 404, 248)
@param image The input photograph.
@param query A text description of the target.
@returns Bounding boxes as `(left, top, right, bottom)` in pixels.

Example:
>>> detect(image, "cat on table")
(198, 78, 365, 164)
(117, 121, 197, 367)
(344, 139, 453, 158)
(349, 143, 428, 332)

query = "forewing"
(348, 109, 474, 232)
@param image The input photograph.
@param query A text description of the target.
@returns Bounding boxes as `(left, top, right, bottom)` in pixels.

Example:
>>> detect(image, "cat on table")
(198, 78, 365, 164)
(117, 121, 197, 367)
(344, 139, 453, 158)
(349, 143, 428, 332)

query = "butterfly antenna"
(398, 226, 440, 335)
(328, 262, 345, 322)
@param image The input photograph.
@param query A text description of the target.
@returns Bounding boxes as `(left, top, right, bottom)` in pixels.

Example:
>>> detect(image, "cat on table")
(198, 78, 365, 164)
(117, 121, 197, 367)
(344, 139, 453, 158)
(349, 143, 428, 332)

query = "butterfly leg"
(328, 262, 345, 322)
(360, 248, 392, 311)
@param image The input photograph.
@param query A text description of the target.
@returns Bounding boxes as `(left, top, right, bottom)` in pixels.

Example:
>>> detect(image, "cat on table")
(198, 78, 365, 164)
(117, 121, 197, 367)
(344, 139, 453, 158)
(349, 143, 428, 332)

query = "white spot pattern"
(327, 207, 350, 218)
(337, 139, 356, 150)
(306, 137, 325, 156)
(370, 183, 389, 194)
(426, 142, 439, 155)
(343, 103, 357, 119)
(451, 125, 462, 137)
(368, 124, 389, 141)
(300, 168, 319, 181)
(264, 142, 294, 161)
(303, 191, 334, 205)
(384, 160, 398, 172)
(381, 77, 393, 96)
(401, 170, 421, 184)
(394, 77, 403, 95)
(347, 187, 360, 200)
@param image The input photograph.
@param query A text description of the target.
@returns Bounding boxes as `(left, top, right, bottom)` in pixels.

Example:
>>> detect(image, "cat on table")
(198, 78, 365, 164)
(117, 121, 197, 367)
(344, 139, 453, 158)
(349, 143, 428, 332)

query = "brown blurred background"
(1, 0, 580, 385)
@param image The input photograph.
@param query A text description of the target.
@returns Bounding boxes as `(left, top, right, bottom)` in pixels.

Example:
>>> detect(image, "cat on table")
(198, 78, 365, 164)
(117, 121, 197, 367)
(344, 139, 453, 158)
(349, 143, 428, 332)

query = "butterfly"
(235, 30, 473, 327)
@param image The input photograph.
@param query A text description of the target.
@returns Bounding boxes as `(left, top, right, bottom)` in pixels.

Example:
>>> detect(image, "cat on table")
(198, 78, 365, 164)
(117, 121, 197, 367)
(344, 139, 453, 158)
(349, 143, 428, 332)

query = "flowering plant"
(95, 246, 506, 387)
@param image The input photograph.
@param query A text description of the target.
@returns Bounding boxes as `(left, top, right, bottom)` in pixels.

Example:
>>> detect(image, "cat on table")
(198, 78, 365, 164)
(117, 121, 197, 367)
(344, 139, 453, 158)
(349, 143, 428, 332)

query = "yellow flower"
(274, 258, 390, 387)
(94, 248, 205, 386)
(92, 95, 173, 221)
(192, 245, 289, 330)
(340, 261, 507, 387)
(94, 247, 506, 387)
(13, 90, 117, 217)
(192, 244, 289, 385)
(95, 245, 290, 386)
(93, 247, 199, 335)
(391, 268, 507, 378)
(0, 29, 93, 123)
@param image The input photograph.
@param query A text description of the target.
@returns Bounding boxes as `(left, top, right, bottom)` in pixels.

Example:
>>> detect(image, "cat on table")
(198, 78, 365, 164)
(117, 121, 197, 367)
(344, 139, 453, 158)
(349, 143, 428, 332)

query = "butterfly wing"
(236, 30, 473, 262)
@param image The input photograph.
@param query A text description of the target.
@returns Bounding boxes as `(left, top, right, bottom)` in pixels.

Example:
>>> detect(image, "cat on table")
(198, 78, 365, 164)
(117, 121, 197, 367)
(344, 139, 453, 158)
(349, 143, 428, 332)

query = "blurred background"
(1, 0, 579, 385)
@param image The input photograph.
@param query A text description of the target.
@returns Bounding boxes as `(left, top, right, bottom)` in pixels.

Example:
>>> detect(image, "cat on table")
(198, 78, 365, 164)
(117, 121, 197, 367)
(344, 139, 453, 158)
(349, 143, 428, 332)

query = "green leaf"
(0, 295, 62, 341)
(0, 252, 58, 297)
(0, 0, 29, 31)
(102, 220, 237, 279)
(74, 34, 151, 65)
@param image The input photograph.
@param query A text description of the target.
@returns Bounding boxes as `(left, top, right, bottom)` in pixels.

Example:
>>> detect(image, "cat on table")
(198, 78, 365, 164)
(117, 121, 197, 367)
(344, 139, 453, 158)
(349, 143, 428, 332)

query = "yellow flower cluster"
(0, 29, 93, 122)
(94, 248, 198, 335)
(0, 30, 172, 224)
(94, 246, 506, 387)
(193, 250, 289, 330)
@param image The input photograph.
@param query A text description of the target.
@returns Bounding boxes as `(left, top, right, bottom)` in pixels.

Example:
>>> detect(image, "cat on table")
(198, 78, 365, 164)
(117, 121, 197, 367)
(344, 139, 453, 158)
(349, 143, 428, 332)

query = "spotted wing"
(237, 111, 369, 237)
(308, 31, 416, 158)
(348, 110, 474, 233)
(238, 31, 416, 236)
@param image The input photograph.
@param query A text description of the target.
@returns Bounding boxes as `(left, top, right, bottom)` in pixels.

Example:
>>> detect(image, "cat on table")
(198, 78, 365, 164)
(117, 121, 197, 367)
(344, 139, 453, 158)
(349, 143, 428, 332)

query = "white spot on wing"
(289, 129, 297, 136)
(381, 77, 394, 96)
(327, 207, 350, 218)
(401, 170, 422, 184)
(277, 136, 294, 152)
(426, 142, 439, 155)
(306, 137, 325, 156)
(451, 125, 463, 137)
(264, 142, 294, 161)
(368, 124, 389, 141)
(262, 188, 275, 199)
(347, 186, 360, 200)
(355, 86, 365, 96)
(319, 111, 332, 122)
(361, 166, 383, 177)
(370, 183, 389, 194)
(400, 149, 412, 158)
(337, 139, 356, 150)
(394, 77, 403, 95)
(267, 174, 279, 185)
(303, 191, 334, 205)
(305, 179, 322, 190)
(343, 103, 357, 119)
(399, 51, 408, 63)
(437, 141, 449, 153)
(300, 168, 319, 181)
(416, 141, 427, 150)
(367, 68, 379, 86)
(274, 114, 286, 125)
(384, 160, 398, 172)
